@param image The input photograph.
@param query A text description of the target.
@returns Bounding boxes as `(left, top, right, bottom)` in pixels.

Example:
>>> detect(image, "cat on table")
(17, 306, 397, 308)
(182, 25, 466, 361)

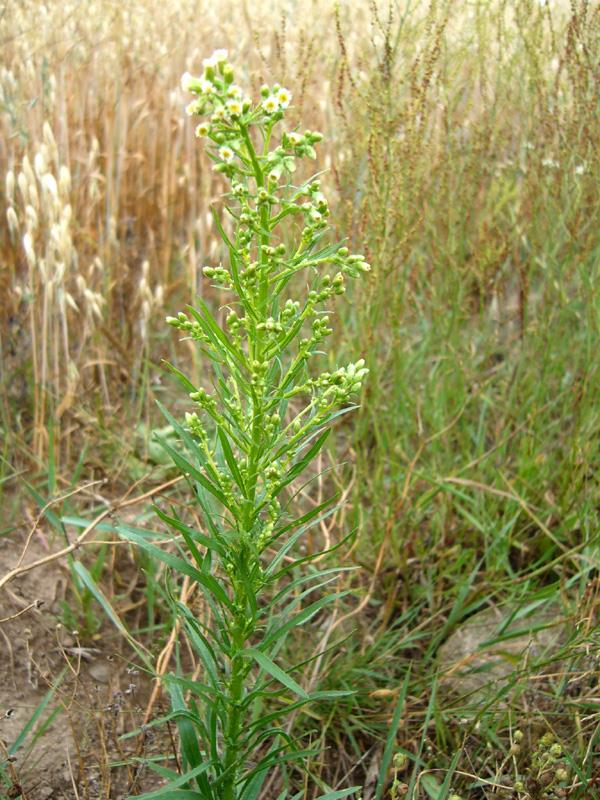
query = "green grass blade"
(375, 666, 411, 800)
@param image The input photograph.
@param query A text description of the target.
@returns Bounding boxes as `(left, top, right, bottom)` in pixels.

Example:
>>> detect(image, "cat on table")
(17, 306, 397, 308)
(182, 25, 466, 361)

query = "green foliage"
(126, 50, 370, 799)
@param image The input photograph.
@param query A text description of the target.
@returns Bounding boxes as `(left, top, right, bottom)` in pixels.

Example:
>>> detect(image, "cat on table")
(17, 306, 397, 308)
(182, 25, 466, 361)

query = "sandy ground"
(0, 527, 162, 799)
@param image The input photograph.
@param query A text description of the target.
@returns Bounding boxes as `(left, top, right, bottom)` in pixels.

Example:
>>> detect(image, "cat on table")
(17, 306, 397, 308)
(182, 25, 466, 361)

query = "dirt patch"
(0, 527, 167, 799)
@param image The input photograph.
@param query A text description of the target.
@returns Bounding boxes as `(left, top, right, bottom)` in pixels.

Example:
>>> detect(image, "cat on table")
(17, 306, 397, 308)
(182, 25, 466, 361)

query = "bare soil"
(0, 527, 165, 800)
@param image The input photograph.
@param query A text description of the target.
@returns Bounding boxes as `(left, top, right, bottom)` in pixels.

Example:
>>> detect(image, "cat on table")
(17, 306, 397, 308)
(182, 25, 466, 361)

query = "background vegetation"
(1, 1, 599, 798)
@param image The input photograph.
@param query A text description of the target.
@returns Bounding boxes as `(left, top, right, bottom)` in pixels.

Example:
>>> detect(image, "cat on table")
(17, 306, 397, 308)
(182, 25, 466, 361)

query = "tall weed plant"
(119, 51, 369, 799)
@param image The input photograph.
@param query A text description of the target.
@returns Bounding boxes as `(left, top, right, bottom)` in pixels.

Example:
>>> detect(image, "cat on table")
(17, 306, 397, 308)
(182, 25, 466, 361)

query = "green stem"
(221, 615, 248, 800)
(220, 123, 274, 798)
(239, 123, 273, 521)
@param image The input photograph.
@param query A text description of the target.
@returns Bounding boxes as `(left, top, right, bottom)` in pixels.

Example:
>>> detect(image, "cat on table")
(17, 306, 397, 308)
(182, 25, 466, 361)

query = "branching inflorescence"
(122, 49, 369, 800)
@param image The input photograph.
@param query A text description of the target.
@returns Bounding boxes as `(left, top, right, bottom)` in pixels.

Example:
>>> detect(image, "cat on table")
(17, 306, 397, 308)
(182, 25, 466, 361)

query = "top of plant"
(167, 49, 370, 551)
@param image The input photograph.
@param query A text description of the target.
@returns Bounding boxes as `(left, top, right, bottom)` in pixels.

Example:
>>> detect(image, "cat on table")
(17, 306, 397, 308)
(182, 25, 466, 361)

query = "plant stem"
(221, 124, 269, 799)
(240, 124, 272, 522)
(221, 642, 246, 800)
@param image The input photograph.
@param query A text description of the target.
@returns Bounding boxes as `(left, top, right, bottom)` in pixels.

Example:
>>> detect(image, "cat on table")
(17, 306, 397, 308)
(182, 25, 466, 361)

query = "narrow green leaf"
(72, 562, 150, 663)
(153, 505, 226, 560)
(9, 668, 66, 755)
(130, 791, 205, 800)
(47, 416, 56, 495)
(117, 525, 232, 611)
(272, 429, 331, 493)
(262, 591, 349, 650)
(128, 754, 210, 799)
(155, 437, 232, 510)
(375, 667, 411, 800)
(421, 775, 444, 800)
(246, 648, 308, 699)
(161, 361, 198, 394)
(166, 684, 203, 773)
(218, 428, 247, 495)
(315, 789, 362, 800)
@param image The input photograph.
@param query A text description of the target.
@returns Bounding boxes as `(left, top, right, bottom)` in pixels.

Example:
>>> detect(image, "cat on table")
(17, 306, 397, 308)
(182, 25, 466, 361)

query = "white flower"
(226, 99, 243, 116)
(219, 146, 234, 163)
(203, 55, 218, 70)
(262, 94, 280, 114)
(200, 79, 214, 95)
(186, 100, 203, 116)
(542, 157, 559, 169)
(277, 87, 292, 109)
(212, 49, 228, 62)
(213, 105, 227, 120)
(288, 131, 302, 145)
(574, 163, 586, 176)
(195, 122, 210, 138)
(227, 84, 243, 99)
(181, 71, 194, 92)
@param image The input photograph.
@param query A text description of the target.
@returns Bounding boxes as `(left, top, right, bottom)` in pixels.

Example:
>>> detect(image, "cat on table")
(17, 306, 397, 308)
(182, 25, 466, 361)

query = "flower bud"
(181, 72, 204, 93)
(392, 753, 408, 771)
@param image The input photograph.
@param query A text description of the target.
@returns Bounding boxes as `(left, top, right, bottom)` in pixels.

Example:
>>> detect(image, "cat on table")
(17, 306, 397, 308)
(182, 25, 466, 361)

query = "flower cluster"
(172, 50, 372, 538)
(512, 731, 571, 797)
(313, 360, 369, 408)
(181, 49, 294, 170)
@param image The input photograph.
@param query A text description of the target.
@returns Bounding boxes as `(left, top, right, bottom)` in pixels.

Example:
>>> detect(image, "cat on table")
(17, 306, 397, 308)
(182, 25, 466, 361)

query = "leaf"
(9, 668, 66, 756)
(243, 689, 353, 738)
(217, 428, 247, 495)
(25, 482, 65, 537)
(268, 494, 339, 546)
(161, 361, 198, 394)
(245, 649, 308, 699)
(154, 436, 232, 510)
(271, 429, 331, 495)
(186, 301, 247, 372)
(272, 423, 333, 470)
(130, 791, 205, 800)
(421, 774, 444, 800)
(270, 528, 356, 582)
(314, 789, 362, 800)
(177, 603, 222, 688)
(267, 566, 354, 611)
(153, 506, 226, 559)
(166, 685, 203, 775)
(262, 591, 349, 650)
(72, 562, 150, 663)
(117, 525, 233, 611)
(375, 667, 411, 800)
(127, 755, 211, 799)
